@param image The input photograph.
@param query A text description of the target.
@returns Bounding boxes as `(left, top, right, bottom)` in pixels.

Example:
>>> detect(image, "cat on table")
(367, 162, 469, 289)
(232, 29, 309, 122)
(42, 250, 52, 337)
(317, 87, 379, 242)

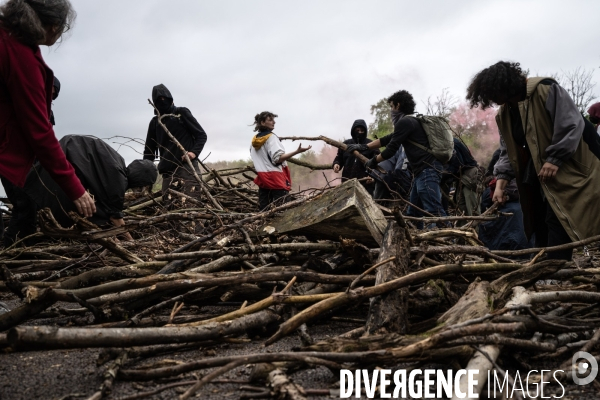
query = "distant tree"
(368, 98, 393, 140)
(448, 102, 499, 165)
(423, 87, 457, 118)
(288, 145, 338, 191)
(205, 158, 252, 170)
(556, 67, 597, 114)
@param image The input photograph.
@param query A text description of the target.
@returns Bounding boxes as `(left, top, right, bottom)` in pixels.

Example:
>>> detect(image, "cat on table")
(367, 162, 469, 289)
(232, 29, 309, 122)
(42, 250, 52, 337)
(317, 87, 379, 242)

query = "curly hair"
(0, 0, 76, 46)
(466, 61, 527, 109)
(253, 111, 278, 132)
(387, 90, 416, 115)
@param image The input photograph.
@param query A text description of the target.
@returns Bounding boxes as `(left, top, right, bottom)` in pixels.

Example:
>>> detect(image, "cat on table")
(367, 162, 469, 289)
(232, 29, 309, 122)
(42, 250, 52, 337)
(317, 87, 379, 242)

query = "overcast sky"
(40, 0, 600, 165)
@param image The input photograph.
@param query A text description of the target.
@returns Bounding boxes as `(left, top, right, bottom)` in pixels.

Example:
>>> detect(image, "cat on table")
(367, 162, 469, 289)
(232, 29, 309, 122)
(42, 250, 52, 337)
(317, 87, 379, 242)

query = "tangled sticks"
(0, 162, 599, 399)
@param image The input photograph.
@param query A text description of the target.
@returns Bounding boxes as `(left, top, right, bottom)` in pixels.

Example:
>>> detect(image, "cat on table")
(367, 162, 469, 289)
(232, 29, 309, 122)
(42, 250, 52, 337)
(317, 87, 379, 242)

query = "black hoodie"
(24, 135, 128, 228)
(332, 119, 379, 189)
(143, 84, 208, 174)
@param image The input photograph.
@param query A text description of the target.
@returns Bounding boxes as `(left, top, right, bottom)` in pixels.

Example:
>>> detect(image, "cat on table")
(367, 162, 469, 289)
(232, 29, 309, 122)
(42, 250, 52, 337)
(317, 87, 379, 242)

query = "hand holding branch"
(492, 178, 509, 205)
(182, 151, 196, 161)
(73, 192, 96, 217)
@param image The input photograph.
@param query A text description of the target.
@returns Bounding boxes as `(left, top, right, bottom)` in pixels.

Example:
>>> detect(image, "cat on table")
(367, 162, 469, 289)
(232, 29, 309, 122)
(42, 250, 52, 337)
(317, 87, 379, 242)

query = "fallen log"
(154, 242, 340, 261)
(267, 369, 307, 400)
(365, 221, 410, 335)
(265, 262, 524, 345)
(7, 309, 280, 349)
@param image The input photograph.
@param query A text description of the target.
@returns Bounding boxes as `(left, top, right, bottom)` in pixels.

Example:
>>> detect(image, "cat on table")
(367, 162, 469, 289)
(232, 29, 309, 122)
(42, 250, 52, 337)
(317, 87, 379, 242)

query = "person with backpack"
(467, 61, 600, 260)
(250, 111, 311, 211)
(143, 84, 207, 198)
(0, 0, 96, 246)
(332, 119, 379, 195)
(346, 90, 448, 223)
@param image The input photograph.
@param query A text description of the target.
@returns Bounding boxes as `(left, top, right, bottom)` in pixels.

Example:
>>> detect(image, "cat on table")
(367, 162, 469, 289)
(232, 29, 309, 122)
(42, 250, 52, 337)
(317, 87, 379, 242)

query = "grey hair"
(0, 0, 76, 46)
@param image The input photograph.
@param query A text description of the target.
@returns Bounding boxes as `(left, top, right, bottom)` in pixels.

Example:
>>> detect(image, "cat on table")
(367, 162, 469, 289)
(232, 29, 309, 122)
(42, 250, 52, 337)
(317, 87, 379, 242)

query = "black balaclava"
(152, 84, 175, 115)
(52, 76, 61, 101)
(155, 98, 173, 114)
(350, 119, 368, 144)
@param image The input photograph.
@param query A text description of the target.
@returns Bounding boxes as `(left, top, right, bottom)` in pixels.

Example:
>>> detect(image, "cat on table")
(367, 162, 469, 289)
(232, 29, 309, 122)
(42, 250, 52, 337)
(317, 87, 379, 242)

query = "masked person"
(466, 61, 600, 260)
(0, 0, 95, 246)
(143, 84, 207, 199)
(250, 111, 311, 211)
(346, 90, 447, 225)
(332, 119, 379, 194)
(24, 135, 157, 241)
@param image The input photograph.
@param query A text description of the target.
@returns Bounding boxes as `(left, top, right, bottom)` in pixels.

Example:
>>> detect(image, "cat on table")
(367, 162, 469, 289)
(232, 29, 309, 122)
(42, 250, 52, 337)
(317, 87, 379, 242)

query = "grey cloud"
(2, 0, 596, 198)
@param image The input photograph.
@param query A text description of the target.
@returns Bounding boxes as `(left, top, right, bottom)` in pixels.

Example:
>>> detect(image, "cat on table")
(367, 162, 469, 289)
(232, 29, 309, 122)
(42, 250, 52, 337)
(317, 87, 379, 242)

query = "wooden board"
(265, 179, 387, 246)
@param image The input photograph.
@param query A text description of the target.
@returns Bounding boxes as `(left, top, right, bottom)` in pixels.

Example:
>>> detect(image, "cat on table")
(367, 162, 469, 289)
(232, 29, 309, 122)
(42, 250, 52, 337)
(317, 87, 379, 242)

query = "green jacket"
(496, 77, 600, 241)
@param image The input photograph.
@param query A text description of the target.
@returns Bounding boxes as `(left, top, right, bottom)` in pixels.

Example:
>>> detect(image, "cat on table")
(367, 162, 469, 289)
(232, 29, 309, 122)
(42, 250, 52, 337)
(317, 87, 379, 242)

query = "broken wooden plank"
(265, 179, 387, 246)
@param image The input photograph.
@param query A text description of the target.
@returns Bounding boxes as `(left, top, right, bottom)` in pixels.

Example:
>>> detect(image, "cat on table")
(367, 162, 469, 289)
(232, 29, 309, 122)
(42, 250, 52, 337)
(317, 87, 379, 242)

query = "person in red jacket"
(0, 0, 95, 245)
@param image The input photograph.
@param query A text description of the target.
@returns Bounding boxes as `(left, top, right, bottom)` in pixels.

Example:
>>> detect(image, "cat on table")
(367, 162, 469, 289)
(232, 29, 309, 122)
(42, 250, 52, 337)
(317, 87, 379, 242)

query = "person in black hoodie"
(143, 84, 207, 198)
(332, 119, 379, 194)
(21, 135, 158, 243)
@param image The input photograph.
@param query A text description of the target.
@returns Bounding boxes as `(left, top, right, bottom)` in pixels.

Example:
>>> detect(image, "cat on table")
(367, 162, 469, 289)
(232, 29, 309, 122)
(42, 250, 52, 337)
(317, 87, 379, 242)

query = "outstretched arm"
(277, 143, 312, 163)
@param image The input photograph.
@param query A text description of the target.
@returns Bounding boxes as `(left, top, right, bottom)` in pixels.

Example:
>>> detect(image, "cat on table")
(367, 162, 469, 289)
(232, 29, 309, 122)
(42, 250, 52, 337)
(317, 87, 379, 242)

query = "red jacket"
(0, 28, 84, 200)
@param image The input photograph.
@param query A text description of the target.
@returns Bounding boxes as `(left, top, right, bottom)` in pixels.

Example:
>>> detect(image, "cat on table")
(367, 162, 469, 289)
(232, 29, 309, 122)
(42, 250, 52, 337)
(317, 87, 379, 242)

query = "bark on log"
(50, 269, 375, 304)
(0, 287, 58, 331)
(154, 242, 340, 261)
(7, 309, 280, 349)
(489, 259, 567, 305)
(286, 158, 332, 170)
(265, 262, 522, 345)
(365, 221, 409, 335)
(451, 286, 531, 400)
(268, 369, 307, 400)
(438, 279, 491, 327)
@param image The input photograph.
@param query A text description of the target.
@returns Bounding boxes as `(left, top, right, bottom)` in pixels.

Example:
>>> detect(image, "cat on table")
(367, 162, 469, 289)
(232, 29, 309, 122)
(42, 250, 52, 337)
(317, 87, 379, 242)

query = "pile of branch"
(1, 161, 599, 400)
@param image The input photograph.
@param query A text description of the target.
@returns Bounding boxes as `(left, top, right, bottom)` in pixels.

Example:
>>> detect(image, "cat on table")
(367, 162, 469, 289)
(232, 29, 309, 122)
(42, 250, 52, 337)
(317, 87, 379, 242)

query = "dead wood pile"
(0, 164, 599, 400)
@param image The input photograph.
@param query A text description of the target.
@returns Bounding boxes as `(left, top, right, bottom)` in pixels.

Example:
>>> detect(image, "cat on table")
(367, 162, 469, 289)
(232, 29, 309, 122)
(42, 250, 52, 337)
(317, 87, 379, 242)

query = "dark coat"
(332, 120, 379, 187)
(379, 112, 437, 176)
(25, 135, 128, 228)
(143, 84, 207, 175)
(496, 77, 600, 241)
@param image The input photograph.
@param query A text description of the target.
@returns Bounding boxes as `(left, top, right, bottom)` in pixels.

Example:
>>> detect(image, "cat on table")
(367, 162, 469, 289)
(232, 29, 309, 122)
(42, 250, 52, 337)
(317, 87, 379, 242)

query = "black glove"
(365, 156, 379, 169)
(346, 143, 368, 153)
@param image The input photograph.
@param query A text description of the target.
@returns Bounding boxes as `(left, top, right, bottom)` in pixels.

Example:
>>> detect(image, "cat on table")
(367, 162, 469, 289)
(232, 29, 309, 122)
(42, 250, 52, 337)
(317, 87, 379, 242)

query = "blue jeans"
(407, 163, 447, 229)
